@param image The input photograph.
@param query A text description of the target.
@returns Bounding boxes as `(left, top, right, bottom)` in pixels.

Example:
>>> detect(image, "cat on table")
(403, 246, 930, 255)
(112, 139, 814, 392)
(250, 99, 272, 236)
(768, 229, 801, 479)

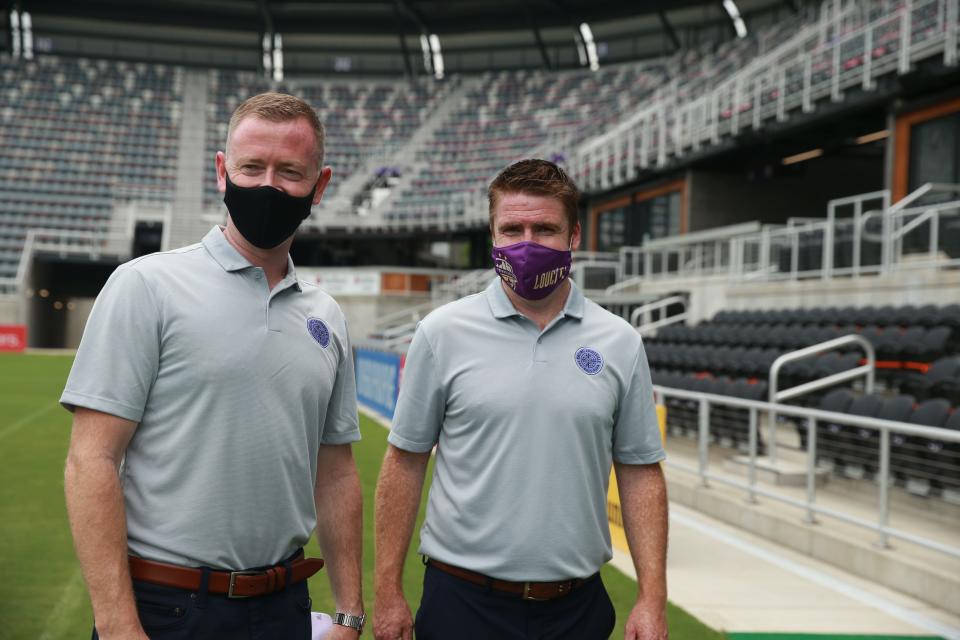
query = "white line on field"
(0, 402, 60, 441)
(38, 568, 86, 640)
(358, 403, 393, 430)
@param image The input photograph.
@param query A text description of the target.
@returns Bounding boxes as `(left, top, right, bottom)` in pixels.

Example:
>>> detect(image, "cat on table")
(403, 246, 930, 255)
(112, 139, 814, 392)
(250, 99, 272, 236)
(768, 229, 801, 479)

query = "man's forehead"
(495, 193, 566, 222)
(228, 116, 318, 159)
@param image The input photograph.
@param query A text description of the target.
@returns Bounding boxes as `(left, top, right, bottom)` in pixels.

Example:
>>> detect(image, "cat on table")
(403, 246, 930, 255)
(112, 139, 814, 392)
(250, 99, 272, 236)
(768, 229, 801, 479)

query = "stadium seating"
(651, 301, 960, 499)
(203, 70, 453, 210)
(0, 53, 182, 277)
(385, 61, 669, 224)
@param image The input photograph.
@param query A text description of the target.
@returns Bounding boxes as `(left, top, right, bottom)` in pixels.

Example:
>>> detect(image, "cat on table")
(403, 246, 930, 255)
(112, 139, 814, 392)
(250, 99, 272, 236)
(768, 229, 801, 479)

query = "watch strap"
(333, 611, 365, 633)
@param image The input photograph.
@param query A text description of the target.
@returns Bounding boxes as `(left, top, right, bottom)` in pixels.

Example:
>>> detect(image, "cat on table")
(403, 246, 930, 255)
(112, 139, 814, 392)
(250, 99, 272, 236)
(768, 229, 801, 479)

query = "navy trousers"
(414, 564, 616, 640)
(91, 564, 312, 639)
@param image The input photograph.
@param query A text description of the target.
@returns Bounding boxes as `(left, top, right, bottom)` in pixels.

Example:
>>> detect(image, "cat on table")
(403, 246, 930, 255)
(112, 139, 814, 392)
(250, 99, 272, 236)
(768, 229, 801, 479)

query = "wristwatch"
(333, 611, 366, 634)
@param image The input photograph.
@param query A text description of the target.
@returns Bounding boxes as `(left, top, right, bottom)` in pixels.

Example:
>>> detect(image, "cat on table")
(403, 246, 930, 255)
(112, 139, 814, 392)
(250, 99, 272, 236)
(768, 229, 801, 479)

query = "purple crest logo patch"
(575, 347, 603, 375)
(307, 317, 330, 348)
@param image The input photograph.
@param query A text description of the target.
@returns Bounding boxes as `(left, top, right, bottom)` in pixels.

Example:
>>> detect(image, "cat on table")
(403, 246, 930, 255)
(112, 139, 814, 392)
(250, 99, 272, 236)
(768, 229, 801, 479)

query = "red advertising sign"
(0, 325, 27, 352)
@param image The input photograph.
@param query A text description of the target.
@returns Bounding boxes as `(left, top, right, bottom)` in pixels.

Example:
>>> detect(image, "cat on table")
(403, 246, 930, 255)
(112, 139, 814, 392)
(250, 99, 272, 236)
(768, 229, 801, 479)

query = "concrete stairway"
(167, 69, 212, 249)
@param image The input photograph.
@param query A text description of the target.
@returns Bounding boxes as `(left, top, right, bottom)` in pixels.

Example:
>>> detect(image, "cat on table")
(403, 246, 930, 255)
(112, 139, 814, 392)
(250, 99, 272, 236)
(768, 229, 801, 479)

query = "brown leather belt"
(427, 558, 589, 601)
(129, 553, 324, 599)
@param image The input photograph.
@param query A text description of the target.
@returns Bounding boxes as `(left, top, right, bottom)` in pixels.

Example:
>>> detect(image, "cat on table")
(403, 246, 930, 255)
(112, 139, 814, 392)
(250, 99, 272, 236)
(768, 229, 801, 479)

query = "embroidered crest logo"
(493, 253, 518, 290)
(307, 317, 330, 348)
(575, 347, 603, 375)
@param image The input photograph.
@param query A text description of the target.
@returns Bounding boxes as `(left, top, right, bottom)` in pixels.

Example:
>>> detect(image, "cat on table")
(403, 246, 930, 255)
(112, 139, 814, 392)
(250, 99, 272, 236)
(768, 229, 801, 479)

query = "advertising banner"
(0, 325, 26, 352)
(355, 348, 402, 419)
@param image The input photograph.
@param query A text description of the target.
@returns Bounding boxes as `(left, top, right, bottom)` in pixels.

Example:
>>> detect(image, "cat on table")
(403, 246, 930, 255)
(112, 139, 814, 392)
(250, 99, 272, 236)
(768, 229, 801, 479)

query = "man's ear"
(570, 221, 582, 251)
(215, 151, 228, 193)
(312, 167, 333, 205)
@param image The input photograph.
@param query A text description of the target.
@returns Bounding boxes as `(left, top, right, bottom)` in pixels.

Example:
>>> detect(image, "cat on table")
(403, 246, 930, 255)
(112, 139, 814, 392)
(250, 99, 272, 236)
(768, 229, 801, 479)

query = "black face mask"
(223, 173, 317, 249)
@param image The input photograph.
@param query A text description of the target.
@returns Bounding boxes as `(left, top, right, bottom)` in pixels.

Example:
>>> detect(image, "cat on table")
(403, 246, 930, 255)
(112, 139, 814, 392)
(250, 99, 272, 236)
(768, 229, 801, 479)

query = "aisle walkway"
(611, 503, 960, 639)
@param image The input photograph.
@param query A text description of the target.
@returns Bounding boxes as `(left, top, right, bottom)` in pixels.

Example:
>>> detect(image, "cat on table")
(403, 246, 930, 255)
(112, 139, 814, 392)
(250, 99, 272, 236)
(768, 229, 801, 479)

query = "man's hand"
(328, 624, 361, 640)
(373, 591, 414, 640)
(615, 462, 669, 640)
(373, 445, 430, 640)
(624, 596, 668, 639)
(94, 622, 150, 640)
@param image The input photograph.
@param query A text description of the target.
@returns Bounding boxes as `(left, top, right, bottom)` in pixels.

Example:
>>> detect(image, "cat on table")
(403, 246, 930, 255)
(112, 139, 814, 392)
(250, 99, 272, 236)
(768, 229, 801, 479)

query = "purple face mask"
(492, 241, 572, 301)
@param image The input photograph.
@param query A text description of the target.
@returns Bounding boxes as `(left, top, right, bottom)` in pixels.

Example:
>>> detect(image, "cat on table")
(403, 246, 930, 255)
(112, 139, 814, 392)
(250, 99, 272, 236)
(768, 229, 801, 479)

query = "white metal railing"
(617, 222, 761, 283)
(631, 295, 689, 333)
(572, 0, 959, 192)
(0, 229, 130, 295)
(654, 384, 960, 559)
(571, 251, 622, 291)
(612, 183, 960, 286)
(371, 300, 436, 334)
(767, 334, 877, 463)
(431, 268, 494, 303)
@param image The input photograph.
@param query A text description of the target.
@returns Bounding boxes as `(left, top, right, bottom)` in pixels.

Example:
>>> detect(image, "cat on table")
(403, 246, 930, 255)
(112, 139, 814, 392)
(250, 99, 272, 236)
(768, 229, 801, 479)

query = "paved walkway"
(611, 503, 960, 639)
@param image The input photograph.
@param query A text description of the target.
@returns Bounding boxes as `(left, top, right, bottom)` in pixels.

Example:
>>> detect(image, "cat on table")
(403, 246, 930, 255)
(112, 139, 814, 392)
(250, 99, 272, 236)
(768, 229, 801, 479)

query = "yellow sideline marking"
(607, 404, 667, 553)
(38, 568, 86, 640)
(0, 402, 59, 441)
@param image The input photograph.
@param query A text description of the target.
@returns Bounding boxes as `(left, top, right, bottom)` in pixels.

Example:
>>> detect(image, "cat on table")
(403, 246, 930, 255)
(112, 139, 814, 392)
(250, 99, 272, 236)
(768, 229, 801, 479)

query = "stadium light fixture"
(419, 34, 433, 74)
(21, 11, 33, 59)
(262, 33, 273, 74)
(429, 34, 444, 80)
(579, 23, 600, 72)
(782, 148, 823, 165)
(272, 33, 284, 81)
(722, 0, 748, 39)
(9, 10, 20, 59)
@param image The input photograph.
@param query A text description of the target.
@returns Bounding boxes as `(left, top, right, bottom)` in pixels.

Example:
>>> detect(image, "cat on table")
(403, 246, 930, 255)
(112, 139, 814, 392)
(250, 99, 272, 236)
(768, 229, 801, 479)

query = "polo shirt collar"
(484, 276, 585, 320)
(202, 226, 252, 272)
(201, 226, 303, 292)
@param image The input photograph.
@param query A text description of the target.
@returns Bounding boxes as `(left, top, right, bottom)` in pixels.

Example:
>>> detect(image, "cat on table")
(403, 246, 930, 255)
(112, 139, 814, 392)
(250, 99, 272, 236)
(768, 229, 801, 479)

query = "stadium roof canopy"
(13, 0, 799, 75)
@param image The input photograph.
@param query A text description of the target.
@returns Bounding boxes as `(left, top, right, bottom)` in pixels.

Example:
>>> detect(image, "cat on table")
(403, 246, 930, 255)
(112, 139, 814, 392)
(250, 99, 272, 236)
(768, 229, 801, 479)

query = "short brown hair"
(488, 159, 580, 233)
(226, 92, 326, 166)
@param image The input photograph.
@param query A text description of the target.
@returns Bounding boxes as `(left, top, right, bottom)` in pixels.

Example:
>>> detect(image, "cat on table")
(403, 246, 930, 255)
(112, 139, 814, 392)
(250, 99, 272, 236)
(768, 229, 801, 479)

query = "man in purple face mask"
(375, 160, 668, 640)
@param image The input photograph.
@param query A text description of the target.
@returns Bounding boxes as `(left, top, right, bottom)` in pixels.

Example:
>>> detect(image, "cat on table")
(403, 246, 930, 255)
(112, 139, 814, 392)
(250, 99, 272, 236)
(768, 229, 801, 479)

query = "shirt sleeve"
(387, 323, 445, 453)
(319, 315, 361, 445)
(612, 339, 666, 465)
(59, 264, 161, 423)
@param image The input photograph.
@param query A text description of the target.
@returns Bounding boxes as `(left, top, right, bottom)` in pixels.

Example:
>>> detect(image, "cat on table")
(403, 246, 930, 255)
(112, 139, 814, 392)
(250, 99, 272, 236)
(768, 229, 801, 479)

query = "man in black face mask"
(63, 92, 365, 640)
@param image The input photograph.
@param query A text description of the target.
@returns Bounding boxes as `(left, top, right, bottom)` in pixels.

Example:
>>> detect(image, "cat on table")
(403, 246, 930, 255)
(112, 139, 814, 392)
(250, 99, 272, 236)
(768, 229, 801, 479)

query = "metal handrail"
(653, 384, 960, 559)
(629, 295, 687, 329)
(637, 312, 690, 336)
(769, 334, 876, 402)
(372, 300, 436, 332)
(767, 334, 876, 463)
(605, 275, 646, 294)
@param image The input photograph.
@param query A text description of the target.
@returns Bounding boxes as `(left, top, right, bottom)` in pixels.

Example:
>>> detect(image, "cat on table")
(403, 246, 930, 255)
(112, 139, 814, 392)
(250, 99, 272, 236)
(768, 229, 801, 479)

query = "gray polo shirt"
(389, 278, 664, 581)
(61, 226, 360, 570)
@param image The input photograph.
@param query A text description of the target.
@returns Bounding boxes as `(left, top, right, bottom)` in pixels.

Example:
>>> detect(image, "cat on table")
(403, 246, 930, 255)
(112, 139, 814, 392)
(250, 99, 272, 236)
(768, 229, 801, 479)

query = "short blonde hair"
(226, 92, 325, 166)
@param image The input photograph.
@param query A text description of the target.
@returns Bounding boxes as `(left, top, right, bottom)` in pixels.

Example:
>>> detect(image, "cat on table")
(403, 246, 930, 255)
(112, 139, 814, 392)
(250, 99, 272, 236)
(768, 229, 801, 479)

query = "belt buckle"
(522, 582, 548, 601)
(228, 570, 263, 599)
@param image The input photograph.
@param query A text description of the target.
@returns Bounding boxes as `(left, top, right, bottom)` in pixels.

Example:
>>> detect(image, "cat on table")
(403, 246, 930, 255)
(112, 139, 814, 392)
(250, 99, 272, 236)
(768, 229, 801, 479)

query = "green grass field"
(0, 352, 723, 639)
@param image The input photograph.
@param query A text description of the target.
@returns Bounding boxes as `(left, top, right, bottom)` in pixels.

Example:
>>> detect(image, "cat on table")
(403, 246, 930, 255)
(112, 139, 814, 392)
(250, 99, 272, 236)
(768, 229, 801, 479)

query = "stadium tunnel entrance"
(27, 256, 121, 349)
